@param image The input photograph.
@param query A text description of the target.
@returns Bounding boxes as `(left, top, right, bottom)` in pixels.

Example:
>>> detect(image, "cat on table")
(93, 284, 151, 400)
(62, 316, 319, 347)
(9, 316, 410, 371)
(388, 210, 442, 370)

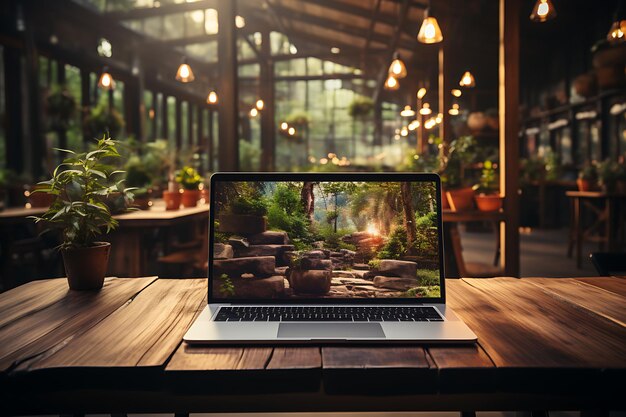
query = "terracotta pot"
(446, 187, 475, 211)
(181, 189, 200, 208)
(62, 242, 110, 290)
(163, 190, 182, 211)
(288, 269, 332, 294)
(28, 185, 55, 208)
(474, 194, 503, 212)
(577, 178, 595, 192)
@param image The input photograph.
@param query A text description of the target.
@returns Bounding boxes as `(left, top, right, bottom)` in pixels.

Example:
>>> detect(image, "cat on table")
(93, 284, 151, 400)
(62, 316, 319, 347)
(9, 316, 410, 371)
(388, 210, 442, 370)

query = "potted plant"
(83, 103, 125, 139)
(577, 163, 598, 192)
(473, 160, 502, 211)
(46, 87, 77, 133)
(175, 166, 203, 207)
(442, 136, 477, 211)
(31, 137, 134, 290)
(597, 159, 619, 193)
(163, 175, 182, 211)
(27, 181, 56, 208)
(125, 161, 152, 210)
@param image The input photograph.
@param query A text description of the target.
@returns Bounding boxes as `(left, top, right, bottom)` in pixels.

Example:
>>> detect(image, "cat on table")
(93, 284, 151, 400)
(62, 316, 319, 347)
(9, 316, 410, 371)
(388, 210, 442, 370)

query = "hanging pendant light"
(388, 52, 407, 79)
(384, 75, 399, 90)
(607, 20, 626, 43)
(256, 99, 264, 110)
(249, 107, 259, 117)
(175, 57, 195, 83)
(417, 87, 427, 99)
(419, 103, 432, 115)
(400, 105, 415, 117)
(459, 71, 476, 88)
(417, 1, 443, 44)
(206, 90, 218, 104)
(530, 0, 556, 23)
(98, 66, 115, 90)
(451, 89, 462, 97)
(448, 103, 460, 116)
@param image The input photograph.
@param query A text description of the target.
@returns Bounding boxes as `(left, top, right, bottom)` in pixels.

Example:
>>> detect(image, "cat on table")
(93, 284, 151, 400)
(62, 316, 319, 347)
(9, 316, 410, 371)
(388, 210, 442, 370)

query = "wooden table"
(566, 191, 626, 268)
(106, 200, 209, 277)
(1, 276, 624, 414)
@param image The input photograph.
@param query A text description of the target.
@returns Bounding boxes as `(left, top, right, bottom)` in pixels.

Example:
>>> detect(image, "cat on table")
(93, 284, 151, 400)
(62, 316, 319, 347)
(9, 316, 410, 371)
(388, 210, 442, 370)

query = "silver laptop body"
(184, 172, 477, 344)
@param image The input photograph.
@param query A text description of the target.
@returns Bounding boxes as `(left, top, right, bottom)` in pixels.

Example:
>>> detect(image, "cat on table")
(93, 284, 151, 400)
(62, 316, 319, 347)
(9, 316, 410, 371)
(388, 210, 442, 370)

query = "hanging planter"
(46, 88, 77, 132)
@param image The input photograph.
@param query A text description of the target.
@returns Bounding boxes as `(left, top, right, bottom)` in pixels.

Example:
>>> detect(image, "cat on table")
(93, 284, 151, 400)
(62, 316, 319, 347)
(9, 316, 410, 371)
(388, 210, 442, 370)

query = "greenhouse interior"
(0, 0, 625, 289)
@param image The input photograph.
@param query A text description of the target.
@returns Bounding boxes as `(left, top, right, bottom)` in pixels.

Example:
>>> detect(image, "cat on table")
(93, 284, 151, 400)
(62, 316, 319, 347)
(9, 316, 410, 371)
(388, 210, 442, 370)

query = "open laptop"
(184, 172, 477, 344)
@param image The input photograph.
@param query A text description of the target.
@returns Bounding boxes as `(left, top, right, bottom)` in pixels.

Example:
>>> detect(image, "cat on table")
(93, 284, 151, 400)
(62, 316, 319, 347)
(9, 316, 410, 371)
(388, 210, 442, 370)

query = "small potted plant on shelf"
(577, 163, 598, 192)
(473, 160, 502, 212)
(176, 166, 203, 208)
(597, 158, 619, 193)
(31, 137, 134, 290)
(125, 161, 152, 210)
(442, 136, 477, 211)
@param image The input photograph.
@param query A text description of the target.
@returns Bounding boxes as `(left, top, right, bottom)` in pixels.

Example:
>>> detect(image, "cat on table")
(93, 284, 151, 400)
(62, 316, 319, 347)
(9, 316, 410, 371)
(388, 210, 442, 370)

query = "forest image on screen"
(212, 181, 441, 299)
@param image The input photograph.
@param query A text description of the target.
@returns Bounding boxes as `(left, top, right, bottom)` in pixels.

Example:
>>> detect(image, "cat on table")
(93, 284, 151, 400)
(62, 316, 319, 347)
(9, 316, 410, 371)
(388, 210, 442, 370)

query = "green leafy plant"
(285, 111, 311, 129)
(175, 166, 203, 190)
(125, 163, 152, 197)
(267, 183, 313, 243)
(597, 159, 620, 191)
(578, 163, 598, 181)
(83, 104, 124, 139)
(218, 273, 235, 297)
(473, 160, 499, 194)
(348, 96, 374, 119)
(368, 258, 381, 270)
(46, 87, 77, 132)
(377, 225, 409, 260)
(231, 195, 268, 216)
(31, 137, 134, 249)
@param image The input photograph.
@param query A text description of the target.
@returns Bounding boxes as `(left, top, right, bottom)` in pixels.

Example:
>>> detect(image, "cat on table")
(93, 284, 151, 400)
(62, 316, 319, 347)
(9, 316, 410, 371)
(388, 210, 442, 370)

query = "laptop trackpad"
(278, 323, 385, 339)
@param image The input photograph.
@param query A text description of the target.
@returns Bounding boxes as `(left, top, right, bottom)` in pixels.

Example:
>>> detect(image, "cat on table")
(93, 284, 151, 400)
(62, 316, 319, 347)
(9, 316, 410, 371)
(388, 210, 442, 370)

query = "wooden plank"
(0, 278, 70, 328)
(449, 278, 626, 368)
(0, 277, 156, 372)
(266, 347, 321, 370)
(575, 276, 626, 297)
(167, 346, 272, 371)
(427, 344, 494, 369)
(427, 344, 497, 392)
(322, 347, 429, 369)
(19, 279, 205, 370)
(527, 278, 626, 327)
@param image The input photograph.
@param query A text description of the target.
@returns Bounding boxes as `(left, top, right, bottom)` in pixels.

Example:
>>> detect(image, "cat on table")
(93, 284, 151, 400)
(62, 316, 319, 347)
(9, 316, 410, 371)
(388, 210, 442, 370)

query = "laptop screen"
(209, 174, 444, 303)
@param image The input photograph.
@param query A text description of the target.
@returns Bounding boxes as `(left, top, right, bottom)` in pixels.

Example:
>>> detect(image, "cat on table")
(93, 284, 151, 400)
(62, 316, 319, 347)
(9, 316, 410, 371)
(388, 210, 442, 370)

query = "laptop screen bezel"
(208, 172, 446, 305)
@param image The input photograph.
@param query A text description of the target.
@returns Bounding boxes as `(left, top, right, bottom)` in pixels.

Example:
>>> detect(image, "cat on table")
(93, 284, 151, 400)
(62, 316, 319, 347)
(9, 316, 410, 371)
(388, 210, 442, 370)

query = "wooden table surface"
(1, 276, 624, 414)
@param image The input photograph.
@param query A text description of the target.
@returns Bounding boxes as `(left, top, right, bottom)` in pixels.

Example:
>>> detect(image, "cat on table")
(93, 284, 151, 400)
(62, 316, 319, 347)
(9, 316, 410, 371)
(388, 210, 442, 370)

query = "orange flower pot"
(475, 194, 503, 212)
(446, 187, 475, 211)
(163, 190, 182, 211)
(576, 178, 595, 192)
(181, 189, 200, 208)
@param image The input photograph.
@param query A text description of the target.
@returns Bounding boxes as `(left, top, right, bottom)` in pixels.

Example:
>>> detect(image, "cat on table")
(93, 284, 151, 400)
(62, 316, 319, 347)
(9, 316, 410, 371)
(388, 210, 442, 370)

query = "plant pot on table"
(62, 242, 111, 290)
(163, 190, 182, 210)
(576, 178, 597, 192)
(181, 189, 200, 208)
(474, 193, 503, 212)
(446, 187, 475, 211)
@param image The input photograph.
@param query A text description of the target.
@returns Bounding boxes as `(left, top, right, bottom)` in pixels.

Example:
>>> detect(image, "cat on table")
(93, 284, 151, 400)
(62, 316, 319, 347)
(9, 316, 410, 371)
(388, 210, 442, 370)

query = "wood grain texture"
(266, 347, 321, 369)
(449, 278, 626, 368)
(528, 278, 626, 326)
(575, 277, 626, 297)
(19, 278, 205, 370)
(322, 347, 430, 369)
(167, 347, 273, 370)
(0, 277, 156, 372)
(427, 344, 495, 369)
(0, 278, 70, 328)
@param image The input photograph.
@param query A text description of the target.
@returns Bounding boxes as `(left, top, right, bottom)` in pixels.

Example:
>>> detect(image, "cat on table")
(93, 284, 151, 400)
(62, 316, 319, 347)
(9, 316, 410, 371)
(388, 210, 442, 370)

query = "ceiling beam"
(105, 0, 218, 20)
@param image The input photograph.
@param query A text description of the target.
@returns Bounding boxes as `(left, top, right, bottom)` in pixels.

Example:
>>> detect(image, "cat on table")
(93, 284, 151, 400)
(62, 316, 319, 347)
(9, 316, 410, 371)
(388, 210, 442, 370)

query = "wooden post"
(260, 30, 276, 171)
(208, 109, 214, 171)
(3, 46, 25, 173)
(188, 103, 194, 147)
(499, 0, 521, 277)
(80, 67, 91, 145)
(197, 105, 204, 171)
(175, 98, 182, 150)
(162, 94, 169, 139)
(217, 0, 239, 171)
(438, 45, 445, 142)
(151, 91, 158, 141)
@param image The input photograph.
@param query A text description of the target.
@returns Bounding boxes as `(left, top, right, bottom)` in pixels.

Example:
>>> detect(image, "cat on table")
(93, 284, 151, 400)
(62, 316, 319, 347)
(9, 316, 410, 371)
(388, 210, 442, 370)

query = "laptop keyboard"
(215, 306, 443, 322)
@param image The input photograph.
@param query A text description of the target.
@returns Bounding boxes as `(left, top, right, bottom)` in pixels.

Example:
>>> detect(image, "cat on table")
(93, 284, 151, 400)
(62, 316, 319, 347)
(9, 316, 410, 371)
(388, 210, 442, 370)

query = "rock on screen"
(211, 180, 441, 299)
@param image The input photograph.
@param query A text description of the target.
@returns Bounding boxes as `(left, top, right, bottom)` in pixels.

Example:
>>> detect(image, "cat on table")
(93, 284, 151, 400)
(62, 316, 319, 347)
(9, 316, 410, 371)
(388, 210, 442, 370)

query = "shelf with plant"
(175, 166, 203, 208)
(30, 136, 134, 290)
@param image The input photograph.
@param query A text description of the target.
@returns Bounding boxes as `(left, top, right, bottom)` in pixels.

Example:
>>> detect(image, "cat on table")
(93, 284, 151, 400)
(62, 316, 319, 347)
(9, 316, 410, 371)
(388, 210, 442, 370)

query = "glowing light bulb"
(249, 108, 258, 117)
(417, 12, 443, 44)
(207, 90, 218, 104)
(419, 103, 432, 115)
(384, 75, 399, 90)
(451, 89, 462, 97)
(417, 87, 427, 99)
(280, 122, 288, 130)
(98, 68, 115, 90)
(530, 0, 556, 22)
(607, 20, 626, 43)
(288, 127, 296, 136)
(400, 105, 415, 117)
(256, 99, 264, 110)
(459, 71, 475, 88)
(176, 61, 195, 83)
(400, 127, 409, 137)
(388, 55, 407, 79)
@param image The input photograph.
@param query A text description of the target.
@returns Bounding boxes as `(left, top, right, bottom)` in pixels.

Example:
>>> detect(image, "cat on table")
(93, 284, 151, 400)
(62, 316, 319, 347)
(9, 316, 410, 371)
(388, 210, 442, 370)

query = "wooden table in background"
(1, 276, 624, 414)
(566, 191, 626, 268)
(106, 200, 209, 277)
